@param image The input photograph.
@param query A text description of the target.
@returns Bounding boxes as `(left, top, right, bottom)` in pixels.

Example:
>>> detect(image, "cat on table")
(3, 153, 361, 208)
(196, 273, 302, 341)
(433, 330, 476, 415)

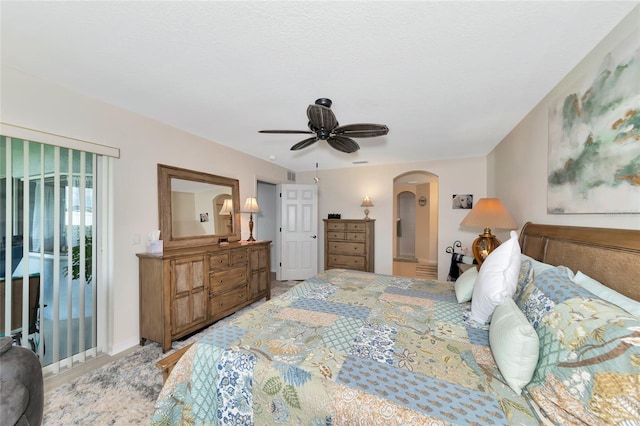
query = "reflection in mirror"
(170, 178, 232, 238)
(158, 164, 241, 249)
(217, 197, 234, 234)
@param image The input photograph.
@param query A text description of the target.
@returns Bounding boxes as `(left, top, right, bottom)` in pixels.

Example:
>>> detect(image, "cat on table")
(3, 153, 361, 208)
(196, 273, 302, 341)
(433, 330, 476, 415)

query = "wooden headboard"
(519, 222, 640, 302)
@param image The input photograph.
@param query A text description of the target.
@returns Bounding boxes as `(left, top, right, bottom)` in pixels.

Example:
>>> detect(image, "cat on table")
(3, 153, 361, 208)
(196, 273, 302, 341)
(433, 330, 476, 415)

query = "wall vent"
(287, 170, 296, 182)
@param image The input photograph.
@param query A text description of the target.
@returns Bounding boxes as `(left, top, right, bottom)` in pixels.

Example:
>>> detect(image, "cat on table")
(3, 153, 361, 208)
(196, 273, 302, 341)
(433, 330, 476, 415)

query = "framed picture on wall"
(452, 194, 473, 209)
(547, 29, 640, 214)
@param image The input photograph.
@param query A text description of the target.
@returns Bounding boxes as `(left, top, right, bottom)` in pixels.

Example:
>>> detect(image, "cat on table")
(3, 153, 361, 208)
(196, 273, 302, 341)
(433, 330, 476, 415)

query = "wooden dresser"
(137, 240, 270, 352)
(324, 219, 374, 272)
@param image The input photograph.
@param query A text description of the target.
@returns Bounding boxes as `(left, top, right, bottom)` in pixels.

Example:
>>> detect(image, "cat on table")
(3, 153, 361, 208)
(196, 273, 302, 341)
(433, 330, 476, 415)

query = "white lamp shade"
(243, 197, 261, 213)
(219, 199, 233, 215)
(361, 196, 374, 207)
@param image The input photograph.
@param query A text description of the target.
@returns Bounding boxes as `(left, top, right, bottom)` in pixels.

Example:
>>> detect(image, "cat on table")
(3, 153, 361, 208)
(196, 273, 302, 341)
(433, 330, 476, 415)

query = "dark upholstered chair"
(0, 337, 43, 425)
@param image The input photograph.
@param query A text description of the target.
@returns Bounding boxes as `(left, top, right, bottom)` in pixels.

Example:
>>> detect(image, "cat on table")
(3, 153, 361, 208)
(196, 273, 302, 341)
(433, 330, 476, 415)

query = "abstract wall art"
(547, 30, 639, 214)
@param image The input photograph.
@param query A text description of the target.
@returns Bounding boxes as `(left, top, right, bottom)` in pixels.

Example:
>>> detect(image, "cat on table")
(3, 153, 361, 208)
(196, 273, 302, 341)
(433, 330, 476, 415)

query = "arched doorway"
(392, 171, 438, 280)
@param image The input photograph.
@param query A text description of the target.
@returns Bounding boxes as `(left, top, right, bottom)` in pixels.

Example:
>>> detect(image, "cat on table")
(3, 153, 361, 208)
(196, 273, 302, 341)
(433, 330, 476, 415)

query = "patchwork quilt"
(152, 269, 539, 425)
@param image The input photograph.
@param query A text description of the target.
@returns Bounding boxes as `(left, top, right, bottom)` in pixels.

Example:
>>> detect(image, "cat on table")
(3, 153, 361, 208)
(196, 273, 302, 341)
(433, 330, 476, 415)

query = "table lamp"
(242, 197, 260, 242)
(460, 198, 517, 266)
(361, 196, 374, 219)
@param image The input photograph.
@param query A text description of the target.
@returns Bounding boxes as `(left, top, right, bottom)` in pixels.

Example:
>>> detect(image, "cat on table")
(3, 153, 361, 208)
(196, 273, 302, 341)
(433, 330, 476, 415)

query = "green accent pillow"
(454, 266, 477, 303)
(489, 298, 539, 394)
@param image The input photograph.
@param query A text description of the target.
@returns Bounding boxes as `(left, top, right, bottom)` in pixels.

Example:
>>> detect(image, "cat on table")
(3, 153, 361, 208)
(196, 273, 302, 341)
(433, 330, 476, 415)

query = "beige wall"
(489, 6, 640, 231)
(415, 182, 433, 262)
(1, 66, 289, 353)
(298, 156, 488, 280)
(171, 191, 198, 236)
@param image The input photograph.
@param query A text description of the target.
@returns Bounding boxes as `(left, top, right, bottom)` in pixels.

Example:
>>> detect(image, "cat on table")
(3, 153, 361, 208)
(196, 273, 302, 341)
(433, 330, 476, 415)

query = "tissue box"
(147, 240, 163, 254)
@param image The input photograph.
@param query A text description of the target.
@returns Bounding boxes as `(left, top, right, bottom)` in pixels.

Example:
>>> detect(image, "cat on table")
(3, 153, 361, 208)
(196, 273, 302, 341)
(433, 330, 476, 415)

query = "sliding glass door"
(1, 136, 98, 371)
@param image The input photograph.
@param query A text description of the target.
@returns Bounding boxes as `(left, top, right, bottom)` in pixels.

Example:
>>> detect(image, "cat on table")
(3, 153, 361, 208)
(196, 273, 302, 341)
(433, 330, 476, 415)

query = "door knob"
(311, 235, 317, 239)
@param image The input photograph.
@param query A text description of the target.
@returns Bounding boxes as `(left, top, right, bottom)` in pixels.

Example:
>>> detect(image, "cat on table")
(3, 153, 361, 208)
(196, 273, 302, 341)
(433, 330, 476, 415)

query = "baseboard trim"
(110, 338, 140, 357)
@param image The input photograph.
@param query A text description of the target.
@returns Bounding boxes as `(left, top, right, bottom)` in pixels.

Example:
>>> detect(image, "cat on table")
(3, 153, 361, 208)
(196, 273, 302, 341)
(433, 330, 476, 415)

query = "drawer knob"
(218, 302, 223, 307)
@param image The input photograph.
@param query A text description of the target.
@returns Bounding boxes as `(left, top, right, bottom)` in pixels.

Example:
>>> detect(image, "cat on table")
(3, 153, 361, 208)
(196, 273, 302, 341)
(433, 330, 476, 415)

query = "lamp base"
(247, 213, 256, 242)
(363, 208, 370, 220)
(471, 227, 502, 267)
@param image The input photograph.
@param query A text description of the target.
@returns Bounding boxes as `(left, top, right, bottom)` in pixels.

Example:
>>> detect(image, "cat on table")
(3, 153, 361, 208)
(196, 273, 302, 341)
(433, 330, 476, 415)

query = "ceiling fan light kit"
(259, 98, 389, 153)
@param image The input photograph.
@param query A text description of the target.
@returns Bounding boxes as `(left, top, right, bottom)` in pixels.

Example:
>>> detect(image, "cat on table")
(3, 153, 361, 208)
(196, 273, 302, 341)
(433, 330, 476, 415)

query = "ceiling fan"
(259, 98, 389, 153)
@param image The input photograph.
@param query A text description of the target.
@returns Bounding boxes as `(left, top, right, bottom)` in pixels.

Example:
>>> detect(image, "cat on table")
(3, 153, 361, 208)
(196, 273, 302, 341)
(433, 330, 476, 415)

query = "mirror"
(158, 164, 240, 249)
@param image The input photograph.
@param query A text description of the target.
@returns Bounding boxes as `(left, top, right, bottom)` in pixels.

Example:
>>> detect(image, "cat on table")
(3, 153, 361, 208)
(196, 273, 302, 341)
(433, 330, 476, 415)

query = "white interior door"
(277, 184, 318, 280)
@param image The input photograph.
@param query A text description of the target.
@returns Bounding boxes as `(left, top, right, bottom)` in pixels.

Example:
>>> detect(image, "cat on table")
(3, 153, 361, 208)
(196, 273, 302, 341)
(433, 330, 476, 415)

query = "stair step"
(416, 263, 438, 280)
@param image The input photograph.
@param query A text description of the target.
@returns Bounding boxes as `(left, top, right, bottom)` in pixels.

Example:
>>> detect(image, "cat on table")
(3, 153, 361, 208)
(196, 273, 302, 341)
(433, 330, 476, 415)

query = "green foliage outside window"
(63, 236, 93, 283)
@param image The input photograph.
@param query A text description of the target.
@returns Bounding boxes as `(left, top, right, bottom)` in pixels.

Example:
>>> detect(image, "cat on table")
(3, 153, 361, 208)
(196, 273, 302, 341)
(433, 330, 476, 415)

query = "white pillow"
(489, 298, 539, 394)
(470, 231, 521, 324)
(454, 266, 478, 303)
(573, 271, 640, 317)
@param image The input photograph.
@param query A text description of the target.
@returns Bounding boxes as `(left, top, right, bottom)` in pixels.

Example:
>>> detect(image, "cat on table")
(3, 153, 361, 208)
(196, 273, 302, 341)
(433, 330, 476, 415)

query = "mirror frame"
(158, 164, 241, 249)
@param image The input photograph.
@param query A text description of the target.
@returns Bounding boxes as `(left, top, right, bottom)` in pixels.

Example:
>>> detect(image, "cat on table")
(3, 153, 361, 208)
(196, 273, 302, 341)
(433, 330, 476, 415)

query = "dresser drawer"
(210, 287, 247, 318)
(327, 241, 365, 255)
(327, 231, 345, 240)
(327, 222, 346, 231)
(327, 254, 365, 270)
(346, 222, 367, 232)
(346, 232, 365, 242)
(209, 266, 246, 294)
(209, 252, 230, 268)
(230, 249, 248, 266)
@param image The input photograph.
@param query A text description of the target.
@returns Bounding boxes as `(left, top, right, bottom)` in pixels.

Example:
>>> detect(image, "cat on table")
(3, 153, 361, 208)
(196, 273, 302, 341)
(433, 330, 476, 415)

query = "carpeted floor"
(42, 280, 299, 425)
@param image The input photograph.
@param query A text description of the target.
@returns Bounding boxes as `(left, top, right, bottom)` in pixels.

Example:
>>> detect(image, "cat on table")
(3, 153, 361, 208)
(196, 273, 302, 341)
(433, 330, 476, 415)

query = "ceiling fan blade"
(290, 137, 319, 151)
(307, 104, 338, 131)
(333, 123, 389, 138)
(259, 130, 314, 134)
(327, 136, 360, 153)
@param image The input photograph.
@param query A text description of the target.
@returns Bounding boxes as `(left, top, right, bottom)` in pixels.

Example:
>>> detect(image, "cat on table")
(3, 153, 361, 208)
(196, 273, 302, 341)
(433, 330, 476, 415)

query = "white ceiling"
(1, 1, 637, 172)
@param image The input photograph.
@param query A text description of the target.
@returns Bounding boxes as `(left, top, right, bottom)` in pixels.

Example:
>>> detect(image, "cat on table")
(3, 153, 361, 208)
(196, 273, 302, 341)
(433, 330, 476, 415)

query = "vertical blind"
(1, 136, 101, 373)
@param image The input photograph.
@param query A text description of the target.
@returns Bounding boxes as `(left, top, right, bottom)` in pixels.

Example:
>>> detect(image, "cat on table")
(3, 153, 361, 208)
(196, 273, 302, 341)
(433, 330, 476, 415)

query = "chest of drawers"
(137, 241, 270, 352)
(324, 219, 374, 272)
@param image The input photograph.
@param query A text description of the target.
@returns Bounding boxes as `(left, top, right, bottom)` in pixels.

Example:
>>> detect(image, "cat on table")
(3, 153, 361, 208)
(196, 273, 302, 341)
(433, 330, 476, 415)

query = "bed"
(152, 222, 640, 425)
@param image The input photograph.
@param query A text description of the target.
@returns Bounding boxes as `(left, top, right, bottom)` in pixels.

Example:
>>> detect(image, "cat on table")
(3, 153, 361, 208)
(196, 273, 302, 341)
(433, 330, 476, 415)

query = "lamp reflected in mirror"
(242, 197, 261, 242)
(218, 199, 234, 234)
(460, 198, 517, 267)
